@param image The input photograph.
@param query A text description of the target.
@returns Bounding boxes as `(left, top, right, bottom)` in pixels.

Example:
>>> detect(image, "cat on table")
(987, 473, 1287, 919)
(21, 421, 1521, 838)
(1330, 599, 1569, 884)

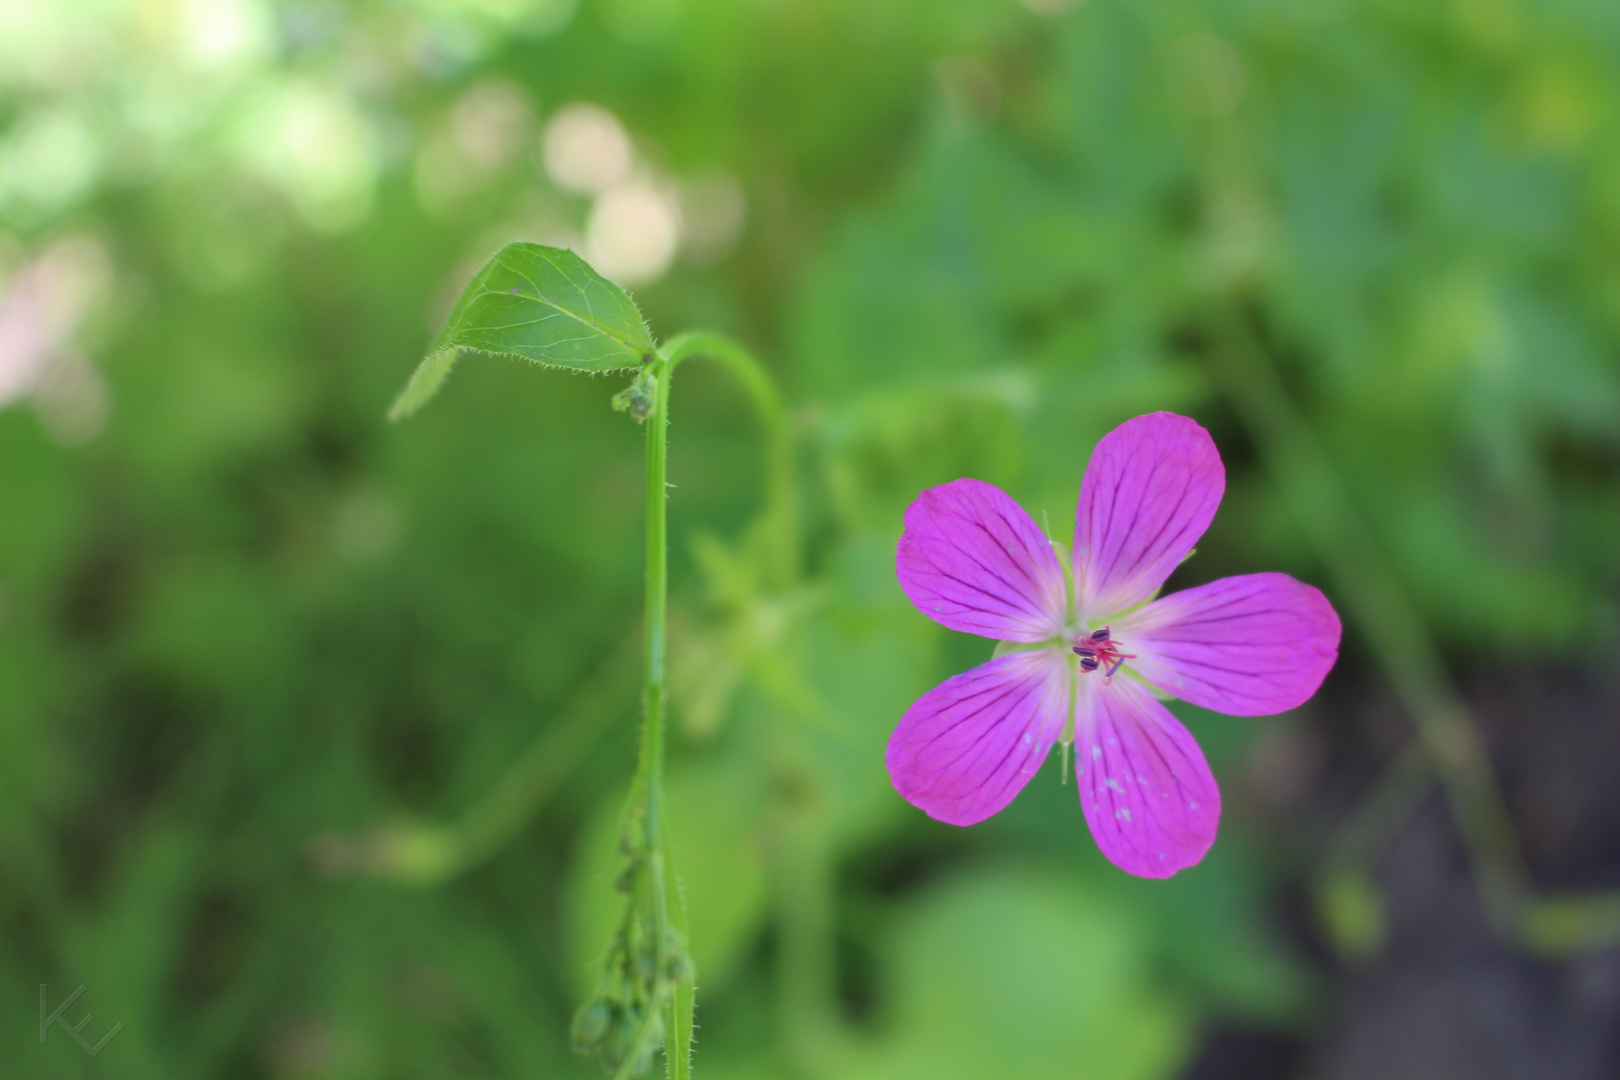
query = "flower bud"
(604, 1002, 643, 1066)
(634, 942, 658, 982)
(611, 372, 658, 422)
(570, 999, 612, 1053)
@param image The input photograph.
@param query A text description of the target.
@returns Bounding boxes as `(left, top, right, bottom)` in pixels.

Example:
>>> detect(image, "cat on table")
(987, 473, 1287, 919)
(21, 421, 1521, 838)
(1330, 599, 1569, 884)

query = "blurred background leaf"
(2, 0, 1618, 1078)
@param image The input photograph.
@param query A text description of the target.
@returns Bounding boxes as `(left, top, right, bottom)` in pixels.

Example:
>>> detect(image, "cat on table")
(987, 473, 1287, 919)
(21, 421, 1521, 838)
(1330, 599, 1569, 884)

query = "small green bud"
(604, 1003, 642, 1066)
(571, 1000, 612, 1053)
(611, 371, 658, 422)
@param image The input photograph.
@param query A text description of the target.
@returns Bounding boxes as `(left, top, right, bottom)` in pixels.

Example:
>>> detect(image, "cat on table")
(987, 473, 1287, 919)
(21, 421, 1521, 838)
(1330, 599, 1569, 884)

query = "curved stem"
(651, 332, 796, 1078)
(358, 635, 637, 886)
(662, 331, 798, 588)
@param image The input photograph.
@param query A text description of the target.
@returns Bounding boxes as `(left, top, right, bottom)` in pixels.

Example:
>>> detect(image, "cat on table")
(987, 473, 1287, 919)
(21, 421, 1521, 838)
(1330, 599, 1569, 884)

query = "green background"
(2, 0, 1617, 1077)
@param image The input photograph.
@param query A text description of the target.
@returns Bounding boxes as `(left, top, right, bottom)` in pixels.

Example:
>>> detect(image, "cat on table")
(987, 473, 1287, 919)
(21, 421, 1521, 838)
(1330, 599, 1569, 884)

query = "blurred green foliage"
(2, 0, 1617, 1078)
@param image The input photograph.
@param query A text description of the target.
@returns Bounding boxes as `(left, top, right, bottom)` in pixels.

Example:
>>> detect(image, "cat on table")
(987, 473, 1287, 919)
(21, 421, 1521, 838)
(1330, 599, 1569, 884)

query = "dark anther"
(1073, 646, 1097, 657)
(1080, 657, 1100, 671)
(1106, 659, 1124, 677)
(1091, 627, 1111, 641)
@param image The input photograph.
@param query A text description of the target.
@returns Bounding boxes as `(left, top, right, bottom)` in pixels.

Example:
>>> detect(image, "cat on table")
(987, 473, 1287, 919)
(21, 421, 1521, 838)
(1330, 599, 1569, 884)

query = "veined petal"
(887, 650, 1069, 827)
(897, 478, 1067, 642)
(1113, 572, 1341, 716)
(1073, 413, 1224, 621)
(1076, 675, 1220, 879)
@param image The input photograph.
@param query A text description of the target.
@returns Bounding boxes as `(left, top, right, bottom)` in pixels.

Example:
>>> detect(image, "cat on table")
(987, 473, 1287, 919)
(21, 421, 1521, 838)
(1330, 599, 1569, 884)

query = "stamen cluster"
(1072, 627, 1135, 680)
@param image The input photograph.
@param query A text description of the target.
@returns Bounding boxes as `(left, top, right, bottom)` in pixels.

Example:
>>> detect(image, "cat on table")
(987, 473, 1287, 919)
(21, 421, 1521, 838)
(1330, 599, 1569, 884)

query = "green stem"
(662, 331, 798, 587)
(638, 354, 671, 863)
(629, 349, 695, 1080)
(366, 636, 637, 886)
(608, 332, 789, 1080)
(654, 331, 798, 1079)
(367, 339, 789, 898)
(451, 642, 632, 869)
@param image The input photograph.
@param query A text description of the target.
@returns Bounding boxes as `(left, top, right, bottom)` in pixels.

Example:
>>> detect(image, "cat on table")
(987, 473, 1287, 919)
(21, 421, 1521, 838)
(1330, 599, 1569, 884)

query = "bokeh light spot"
(542, 103, 632, 195)
(586, 179, 680, 285)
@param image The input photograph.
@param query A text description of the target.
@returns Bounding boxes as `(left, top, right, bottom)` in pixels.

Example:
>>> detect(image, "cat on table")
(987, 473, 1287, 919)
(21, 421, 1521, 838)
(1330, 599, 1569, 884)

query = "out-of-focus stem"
(660, 332, 846, 1075)
(1207, 312, 1532, 934)
(629, 331, 796, 1077)
(663, 331, 798, 588)
(1320, 739, 1433, 876)
(367, 637, 637, 886)
(457, 643, 633, 867)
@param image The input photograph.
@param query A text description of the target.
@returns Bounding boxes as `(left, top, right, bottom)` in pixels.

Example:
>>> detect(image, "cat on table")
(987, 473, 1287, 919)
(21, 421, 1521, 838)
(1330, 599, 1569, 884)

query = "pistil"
(1072, 626, 1135, 681)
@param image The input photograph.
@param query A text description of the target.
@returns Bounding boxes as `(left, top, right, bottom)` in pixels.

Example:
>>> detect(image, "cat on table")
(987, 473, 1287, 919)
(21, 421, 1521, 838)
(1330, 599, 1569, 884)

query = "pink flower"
(889, 412, 1341, 878)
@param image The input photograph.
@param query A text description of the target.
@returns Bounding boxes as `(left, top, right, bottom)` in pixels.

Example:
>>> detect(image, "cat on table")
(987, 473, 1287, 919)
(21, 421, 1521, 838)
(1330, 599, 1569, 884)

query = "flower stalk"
(578, 332, 786, 1078)
(574, 349, 696, 1080)
(387, 245, 800, 1077)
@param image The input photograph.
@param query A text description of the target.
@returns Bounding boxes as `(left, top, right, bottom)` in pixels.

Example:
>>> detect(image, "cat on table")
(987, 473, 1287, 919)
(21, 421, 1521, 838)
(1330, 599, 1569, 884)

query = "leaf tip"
(388, 348, 460, 423)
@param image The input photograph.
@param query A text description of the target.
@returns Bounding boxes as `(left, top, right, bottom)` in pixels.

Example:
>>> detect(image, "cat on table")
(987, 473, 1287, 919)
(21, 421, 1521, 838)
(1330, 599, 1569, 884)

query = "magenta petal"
(1073, 412, 1225, 620)
(887, 650, 1069, 827)
(1113, 572, 1341, 716)
(1077, 676, 1220, 878)
(897, 478, 1067, 642)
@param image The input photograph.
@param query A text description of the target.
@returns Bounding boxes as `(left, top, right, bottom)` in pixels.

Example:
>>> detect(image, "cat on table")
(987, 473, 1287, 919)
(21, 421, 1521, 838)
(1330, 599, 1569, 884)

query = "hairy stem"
(594, 332, 789, 1079)
(637, 353, 670, 882)
(628, 350, 694, 1080)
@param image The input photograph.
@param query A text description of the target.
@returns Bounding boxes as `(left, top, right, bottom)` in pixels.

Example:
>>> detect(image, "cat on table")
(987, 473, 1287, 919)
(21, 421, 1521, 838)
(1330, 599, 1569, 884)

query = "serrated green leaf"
(389, 243, 655, 420)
